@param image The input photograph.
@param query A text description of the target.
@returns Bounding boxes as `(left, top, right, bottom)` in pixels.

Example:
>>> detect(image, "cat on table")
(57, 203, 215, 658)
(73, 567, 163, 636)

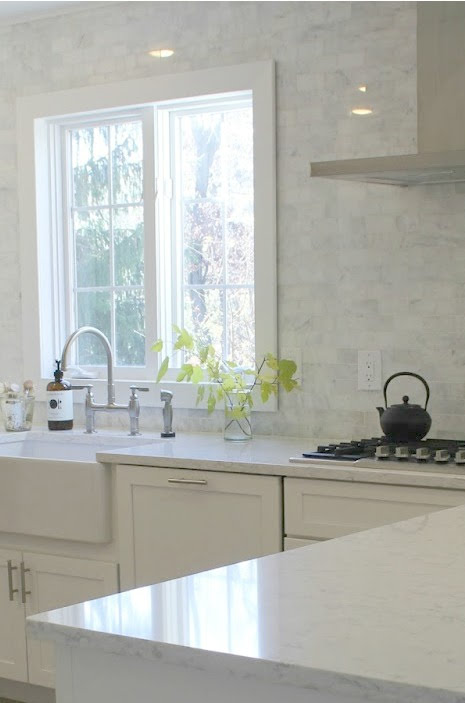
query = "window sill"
(35, 378, 277, 412)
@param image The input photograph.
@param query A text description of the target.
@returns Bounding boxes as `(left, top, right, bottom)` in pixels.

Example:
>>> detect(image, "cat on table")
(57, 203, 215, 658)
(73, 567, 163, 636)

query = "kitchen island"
(28, 503, 465, 703)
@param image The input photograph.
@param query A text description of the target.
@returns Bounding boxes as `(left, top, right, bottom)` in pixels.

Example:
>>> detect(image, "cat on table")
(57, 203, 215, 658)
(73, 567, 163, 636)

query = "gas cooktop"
(302, 438, 465, 466)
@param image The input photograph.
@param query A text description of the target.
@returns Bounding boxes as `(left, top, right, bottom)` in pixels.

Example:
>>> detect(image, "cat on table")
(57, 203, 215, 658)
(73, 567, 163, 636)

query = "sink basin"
(0, 433, 155, 461)
(0, 432, 157, 543)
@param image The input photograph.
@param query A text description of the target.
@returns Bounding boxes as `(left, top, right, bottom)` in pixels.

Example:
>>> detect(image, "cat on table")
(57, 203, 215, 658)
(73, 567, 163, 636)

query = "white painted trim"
(17, 61, 277, 410)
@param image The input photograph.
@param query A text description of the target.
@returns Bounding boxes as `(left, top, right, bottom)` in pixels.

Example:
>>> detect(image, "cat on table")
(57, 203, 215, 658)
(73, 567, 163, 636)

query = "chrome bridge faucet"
(61, 326, 148, 435)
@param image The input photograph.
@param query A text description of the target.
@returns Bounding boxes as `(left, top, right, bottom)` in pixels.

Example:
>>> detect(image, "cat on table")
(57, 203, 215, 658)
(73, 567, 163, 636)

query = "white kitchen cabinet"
(24, 553, 118, 687)
(0, 549, 28, 682)
(285, 478, 465, 540)
(0, 550, 118, 687)
(116, 465, 282, 590)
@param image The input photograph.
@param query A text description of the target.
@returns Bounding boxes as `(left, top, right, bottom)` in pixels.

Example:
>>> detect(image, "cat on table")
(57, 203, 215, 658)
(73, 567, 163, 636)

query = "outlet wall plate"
(358, 350, 382, 391)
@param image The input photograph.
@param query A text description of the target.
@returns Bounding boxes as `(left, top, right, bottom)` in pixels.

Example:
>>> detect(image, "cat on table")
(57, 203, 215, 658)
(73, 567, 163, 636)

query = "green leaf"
(151, 339, 163, 353)
(191, 365, 203, 384)
(173, 328, 194, 351)
(278, 359, 298, 391)
(198, 345, 209, 364)
(207, 391, 217, 414)
(260, 381, 273, 403)
(278, 358, 297, 377)
(156, 356, 170, 383)
(176, 363, 193, 382)
(265, 353, 279, 371)
(196, 385, 206, 406)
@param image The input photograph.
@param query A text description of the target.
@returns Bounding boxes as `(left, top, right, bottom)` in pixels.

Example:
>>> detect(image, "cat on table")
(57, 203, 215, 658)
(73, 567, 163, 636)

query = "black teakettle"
(376, 372, 431, 443)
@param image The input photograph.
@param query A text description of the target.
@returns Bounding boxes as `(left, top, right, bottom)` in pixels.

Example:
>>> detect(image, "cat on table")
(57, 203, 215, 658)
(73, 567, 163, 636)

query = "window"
(18, 62, 276, 406)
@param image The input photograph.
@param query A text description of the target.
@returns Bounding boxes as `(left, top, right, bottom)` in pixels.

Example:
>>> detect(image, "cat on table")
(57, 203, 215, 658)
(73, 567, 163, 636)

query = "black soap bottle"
(46, 360, 73, 430)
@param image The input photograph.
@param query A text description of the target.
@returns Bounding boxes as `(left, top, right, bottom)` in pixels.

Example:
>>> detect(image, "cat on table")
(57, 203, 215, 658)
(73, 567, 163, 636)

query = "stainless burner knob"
(375, 445, 390, 459)
(455, 449, 465, 465)
(434, 449, 450, 463)
(415, 447, 430, 461)
(395, 446, 410, 460)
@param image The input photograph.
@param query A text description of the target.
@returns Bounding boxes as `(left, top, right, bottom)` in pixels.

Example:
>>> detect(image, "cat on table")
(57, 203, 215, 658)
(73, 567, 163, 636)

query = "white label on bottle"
(47, 391, 73, 422)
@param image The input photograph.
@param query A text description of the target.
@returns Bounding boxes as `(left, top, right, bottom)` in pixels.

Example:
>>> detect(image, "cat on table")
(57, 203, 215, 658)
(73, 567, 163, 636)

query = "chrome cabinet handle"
(7, 560, 18, 601)
(167, 478, 208, 485)
(20, 562, 31, 604)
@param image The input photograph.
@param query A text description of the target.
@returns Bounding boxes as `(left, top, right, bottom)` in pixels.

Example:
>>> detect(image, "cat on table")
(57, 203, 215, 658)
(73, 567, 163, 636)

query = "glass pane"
(114, 206, 144, 286)
(71, 126, 109, 207)
(74, 210, 110, 287)
(226, 288, 255, 366)
(183, 201, 223, 286)
(226, 210, 254, 285)
(115, 289, 146, 367)
(111, 121, 143, 204)
(178, 112, 223, 199)
(183, 288, 224, 357)
(76, 291, 111, 365)
(223, 108, 253, 195)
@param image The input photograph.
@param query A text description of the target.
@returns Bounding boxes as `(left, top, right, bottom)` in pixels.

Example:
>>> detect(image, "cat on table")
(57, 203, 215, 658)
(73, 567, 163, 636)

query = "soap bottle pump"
(46, 359, 73, 430)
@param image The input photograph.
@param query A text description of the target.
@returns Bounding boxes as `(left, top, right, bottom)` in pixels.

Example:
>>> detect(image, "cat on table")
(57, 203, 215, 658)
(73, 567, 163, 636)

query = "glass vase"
(224, 390, 252, 441)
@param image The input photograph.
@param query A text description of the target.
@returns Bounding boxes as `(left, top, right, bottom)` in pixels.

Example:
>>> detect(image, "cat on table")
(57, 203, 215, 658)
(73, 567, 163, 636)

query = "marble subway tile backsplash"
(3, 1, 465, 440)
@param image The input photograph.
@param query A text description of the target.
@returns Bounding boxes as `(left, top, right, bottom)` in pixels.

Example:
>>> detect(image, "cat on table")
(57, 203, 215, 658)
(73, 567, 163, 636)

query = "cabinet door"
(0, 549, 27, 682)
(117, 465, 282, 590)
(23, 552, 118, 688)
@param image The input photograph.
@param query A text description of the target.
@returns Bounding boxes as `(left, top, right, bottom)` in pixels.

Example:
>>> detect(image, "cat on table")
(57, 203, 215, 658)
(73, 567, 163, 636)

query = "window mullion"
(142, 105, 158, 379)
(62, 126, 76, 361)
(108, 124, 116, 361)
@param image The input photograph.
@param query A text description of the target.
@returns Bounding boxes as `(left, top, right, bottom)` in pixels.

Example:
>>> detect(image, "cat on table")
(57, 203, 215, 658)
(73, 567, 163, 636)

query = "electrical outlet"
(358, 350, 382, 391)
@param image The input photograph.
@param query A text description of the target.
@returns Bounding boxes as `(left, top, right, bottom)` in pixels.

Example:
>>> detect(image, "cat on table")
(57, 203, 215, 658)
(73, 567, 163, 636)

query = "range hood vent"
(310, 4, 465, 186)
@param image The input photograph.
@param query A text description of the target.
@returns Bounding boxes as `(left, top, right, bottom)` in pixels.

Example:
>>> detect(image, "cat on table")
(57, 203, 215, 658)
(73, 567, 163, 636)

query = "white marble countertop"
(27, 503, 465, 703)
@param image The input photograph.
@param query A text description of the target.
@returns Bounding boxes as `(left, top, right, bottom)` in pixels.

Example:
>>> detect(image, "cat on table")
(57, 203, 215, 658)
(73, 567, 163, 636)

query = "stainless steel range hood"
(310, 4, 465, 187)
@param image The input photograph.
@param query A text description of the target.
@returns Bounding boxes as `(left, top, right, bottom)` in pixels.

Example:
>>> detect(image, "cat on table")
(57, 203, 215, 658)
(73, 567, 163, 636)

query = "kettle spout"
(376, 406, 385, 418)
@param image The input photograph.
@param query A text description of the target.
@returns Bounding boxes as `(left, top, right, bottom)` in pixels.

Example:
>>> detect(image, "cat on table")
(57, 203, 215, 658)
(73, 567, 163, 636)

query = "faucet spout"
(61, 326, 115, 405)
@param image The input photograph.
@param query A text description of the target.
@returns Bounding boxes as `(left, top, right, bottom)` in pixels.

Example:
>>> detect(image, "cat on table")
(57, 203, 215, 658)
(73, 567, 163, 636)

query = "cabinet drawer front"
(285, 478, 465, 540)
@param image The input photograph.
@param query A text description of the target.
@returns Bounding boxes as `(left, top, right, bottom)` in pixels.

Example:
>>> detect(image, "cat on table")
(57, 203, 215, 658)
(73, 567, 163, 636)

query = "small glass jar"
(224, 389, 252, 441)
(0, 395, 35, 432)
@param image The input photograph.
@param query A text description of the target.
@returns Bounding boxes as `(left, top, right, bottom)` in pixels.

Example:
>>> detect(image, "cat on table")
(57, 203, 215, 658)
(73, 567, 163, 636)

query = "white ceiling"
(0, 1, 106, 25)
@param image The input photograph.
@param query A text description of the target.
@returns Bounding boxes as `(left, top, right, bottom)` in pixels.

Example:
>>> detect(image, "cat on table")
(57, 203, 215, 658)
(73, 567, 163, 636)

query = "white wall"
(3, 1, 462, 441)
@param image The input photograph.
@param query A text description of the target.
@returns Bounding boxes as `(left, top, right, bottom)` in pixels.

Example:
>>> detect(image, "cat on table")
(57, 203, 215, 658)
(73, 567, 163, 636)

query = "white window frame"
(17, 61, 276, 409)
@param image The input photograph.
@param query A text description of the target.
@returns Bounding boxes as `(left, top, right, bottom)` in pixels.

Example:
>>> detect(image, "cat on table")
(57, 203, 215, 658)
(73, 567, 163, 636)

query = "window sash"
(17, 61, 276, 407)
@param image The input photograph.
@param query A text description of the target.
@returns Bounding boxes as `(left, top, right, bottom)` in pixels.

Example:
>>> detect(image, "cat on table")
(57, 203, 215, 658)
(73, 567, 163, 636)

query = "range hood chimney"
(310, 3, 465, 186)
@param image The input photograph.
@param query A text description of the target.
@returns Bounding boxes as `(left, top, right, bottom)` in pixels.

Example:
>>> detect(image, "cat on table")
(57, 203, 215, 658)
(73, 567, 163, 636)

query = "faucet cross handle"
(130, 385, 150, 397)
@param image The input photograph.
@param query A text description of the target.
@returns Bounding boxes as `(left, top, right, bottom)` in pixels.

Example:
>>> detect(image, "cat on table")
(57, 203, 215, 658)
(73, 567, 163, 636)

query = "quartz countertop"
(28, 503, 465, 703)
(2, 428, 465, 489)
(96, 432, 465, 490)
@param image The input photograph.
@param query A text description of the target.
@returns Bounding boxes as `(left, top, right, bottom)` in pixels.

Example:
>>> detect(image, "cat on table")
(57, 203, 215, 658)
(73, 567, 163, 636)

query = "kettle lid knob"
(403, 395, 409, 404)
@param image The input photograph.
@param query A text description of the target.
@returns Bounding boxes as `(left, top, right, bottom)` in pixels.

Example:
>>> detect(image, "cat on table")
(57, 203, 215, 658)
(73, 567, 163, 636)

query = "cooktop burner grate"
(303, 438, 465, 462)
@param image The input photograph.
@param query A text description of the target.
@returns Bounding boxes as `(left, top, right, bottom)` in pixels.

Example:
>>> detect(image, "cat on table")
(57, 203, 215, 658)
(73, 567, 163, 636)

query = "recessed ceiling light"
(358, 85, 367, 92)
(351, 108, 373, 116)
(148, 49, 174, 58)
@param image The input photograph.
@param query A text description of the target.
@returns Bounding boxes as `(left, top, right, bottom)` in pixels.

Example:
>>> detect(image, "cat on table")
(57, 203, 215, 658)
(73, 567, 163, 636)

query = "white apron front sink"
(0, 432, 155, 543)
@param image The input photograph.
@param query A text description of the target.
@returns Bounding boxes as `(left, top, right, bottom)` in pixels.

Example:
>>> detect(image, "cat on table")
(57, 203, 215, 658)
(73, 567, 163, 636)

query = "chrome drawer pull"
(167, 478, 208, 485)
(20, 562, 31, 604)
(7, 560, 18, 601)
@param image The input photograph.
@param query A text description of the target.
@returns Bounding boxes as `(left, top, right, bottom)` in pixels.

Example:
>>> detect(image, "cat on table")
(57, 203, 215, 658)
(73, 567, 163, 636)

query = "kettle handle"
(383, 372, 430, 410)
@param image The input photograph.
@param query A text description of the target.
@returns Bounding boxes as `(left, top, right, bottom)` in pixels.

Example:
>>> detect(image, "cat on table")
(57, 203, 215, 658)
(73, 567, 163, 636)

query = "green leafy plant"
(152, 327, 299, 415)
